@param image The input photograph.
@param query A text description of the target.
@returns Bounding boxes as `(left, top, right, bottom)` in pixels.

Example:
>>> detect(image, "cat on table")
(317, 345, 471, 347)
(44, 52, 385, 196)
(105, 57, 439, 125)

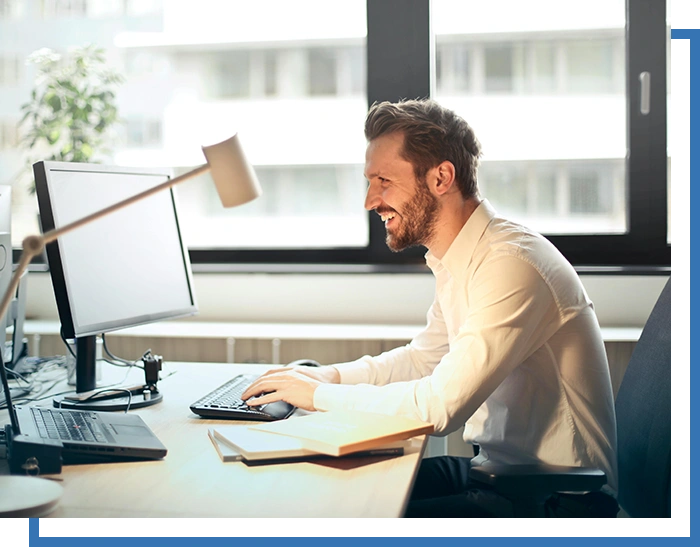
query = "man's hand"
(241, 366, 339, 411)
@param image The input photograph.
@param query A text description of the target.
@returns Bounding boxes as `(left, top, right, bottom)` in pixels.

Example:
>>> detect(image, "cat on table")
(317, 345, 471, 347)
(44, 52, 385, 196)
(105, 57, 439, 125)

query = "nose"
(364, 180, 381, 211)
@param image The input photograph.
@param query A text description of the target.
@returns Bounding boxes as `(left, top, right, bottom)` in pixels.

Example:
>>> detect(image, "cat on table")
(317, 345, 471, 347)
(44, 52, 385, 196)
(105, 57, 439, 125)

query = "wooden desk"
(2, 362, 427, 518)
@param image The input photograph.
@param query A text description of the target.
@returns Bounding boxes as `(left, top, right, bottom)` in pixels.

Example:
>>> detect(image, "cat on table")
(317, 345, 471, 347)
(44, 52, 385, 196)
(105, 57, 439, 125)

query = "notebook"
(207, 428, 243, 462)
(1, 352, 167, 472)
(212, 424, 406, 464)
(250, 410, 434, 457)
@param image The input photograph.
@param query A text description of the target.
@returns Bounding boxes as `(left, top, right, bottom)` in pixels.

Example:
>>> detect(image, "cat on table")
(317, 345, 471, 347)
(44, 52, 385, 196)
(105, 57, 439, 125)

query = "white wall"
(24, 271, 669, 327)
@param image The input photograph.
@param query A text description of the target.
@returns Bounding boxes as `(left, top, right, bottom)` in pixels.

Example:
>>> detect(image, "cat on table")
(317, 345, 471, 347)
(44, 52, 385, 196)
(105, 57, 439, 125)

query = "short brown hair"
(364, 99, 482, 199)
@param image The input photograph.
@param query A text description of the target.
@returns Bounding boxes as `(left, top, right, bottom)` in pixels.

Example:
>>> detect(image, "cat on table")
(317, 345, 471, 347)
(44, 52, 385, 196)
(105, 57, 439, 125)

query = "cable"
(100, 334, 145, 370)
(60, 327, 76, 359)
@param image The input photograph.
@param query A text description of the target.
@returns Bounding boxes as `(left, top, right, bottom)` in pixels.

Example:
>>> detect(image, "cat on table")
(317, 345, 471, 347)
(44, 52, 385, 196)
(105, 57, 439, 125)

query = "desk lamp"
(0, 134, 262, 366)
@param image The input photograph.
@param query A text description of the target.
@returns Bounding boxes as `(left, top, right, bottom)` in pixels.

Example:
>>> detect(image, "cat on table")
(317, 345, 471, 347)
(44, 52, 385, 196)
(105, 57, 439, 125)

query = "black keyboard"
(32, 407, 108, 443)
(189, 374, 295, 421)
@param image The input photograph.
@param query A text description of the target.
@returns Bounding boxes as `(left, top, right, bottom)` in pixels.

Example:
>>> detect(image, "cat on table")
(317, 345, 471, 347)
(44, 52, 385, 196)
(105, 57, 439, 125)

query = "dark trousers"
(405, 456, 619, 518)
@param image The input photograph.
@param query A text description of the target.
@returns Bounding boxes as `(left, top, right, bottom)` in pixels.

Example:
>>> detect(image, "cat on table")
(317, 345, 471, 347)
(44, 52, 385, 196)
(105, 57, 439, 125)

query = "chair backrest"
(615, 277, 671, 517)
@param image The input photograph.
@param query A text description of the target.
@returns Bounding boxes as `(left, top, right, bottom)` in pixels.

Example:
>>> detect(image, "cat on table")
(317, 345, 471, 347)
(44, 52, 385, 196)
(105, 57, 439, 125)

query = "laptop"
(1, 352, 167, 473)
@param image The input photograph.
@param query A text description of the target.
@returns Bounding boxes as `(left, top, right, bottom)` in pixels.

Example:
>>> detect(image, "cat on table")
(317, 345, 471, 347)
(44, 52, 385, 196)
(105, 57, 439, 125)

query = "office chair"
(468, 277, 671, 517)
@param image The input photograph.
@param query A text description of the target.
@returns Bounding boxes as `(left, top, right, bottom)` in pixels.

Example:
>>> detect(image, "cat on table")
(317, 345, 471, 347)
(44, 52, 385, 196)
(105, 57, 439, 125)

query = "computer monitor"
(34, 162, 198, 410)
(1, 185, 27, 370)
(0, 184, 10, 232)
(3, 270, 28, 371)
(0, 185, 12, 311)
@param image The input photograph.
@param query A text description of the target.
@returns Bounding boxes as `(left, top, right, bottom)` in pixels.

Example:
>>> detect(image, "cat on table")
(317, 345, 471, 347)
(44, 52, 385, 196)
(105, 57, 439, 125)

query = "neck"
(428, 196, 482, 260)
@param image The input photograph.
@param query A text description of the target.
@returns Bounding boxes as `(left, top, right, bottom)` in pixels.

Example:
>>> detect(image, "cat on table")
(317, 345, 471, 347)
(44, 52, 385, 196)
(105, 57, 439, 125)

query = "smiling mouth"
(379, 212, 396, 223)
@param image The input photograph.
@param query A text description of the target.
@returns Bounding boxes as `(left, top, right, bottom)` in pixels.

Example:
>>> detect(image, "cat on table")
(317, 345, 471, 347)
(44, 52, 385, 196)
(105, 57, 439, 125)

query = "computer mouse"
(287, 358, 321, 368)
(261, 400, 296, 420)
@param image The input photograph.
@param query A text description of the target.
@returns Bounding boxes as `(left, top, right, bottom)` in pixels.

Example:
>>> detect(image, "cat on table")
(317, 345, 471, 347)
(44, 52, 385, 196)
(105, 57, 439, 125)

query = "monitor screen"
(34, 162, 198, 404)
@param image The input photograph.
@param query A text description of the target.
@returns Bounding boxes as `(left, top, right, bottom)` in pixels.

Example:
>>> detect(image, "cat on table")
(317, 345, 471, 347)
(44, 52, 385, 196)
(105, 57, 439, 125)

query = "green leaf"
(46, 92, 62, 112)
(21, 42, 124, 171)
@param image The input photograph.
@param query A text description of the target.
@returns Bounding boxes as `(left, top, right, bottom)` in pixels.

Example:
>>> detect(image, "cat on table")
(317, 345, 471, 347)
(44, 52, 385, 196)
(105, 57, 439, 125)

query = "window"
(0, 119, 19, 149)
(532, 42, 557, 93)
(430, 0, 668, 266)
(0, 55, 19, 86)
(484, 44, 515, 93)
(42, 0, 88, 18)
(0, 0, 670, 269)
(0, 0, 22, 19)
(434, 1, 626, 235)
(123, 0, 162, 17)
(565, 40, 619, 94)
(125, 118, 162, 147)
(436, 44, 471, 94)
(309, 49, 337, 96)
(262, 51, 278, 97)
(215, 51, 251, 99)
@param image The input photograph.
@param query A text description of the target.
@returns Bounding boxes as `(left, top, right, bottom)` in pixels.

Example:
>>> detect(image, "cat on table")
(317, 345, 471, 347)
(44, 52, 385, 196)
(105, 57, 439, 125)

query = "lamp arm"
(0, 163, 211, 326)
(43, 163, 210, 246)
(0, 236, 41, 328)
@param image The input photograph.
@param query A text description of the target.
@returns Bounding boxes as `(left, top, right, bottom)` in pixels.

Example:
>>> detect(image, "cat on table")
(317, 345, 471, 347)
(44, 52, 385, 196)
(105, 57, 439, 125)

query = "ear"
(431, 160, 456, 196)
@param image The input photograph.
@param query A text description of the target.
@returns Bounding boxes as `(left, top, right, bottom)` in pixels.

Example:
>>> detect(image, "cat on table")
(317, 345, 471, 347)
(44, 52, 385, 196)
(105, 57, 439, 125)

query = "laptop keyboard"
(190, 374, 295, 421)
(31, 407, 108, 443)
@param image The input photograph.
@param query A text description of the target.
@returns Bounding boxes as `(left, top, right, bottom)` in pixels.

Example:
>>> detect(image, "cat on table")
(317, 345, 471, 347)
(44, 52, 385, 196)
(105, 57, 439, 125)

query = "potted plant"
(19, 44, 125, 191)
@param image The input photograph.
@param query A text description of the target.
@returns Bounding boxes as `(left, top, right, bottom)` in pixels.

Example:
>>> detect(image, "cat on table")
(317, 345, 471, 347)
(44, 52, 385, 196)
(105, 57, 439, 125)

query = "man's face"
(364, 132, 439, 252)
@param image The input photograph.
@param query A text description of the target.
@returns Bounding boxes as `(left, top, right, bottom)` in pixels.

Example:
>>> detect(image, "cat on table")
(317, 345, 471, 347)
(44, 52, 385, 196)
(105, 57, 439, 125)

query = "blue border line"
(672, 27, 696, 541)
(23, 28, 694, 547)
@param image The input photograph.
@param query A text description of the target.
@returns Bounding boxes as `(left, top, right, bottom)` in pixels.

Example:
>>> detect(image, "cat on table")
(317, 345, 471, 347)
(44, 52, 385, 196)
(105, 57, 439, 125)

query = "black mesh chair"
(468, 277, 671, 517)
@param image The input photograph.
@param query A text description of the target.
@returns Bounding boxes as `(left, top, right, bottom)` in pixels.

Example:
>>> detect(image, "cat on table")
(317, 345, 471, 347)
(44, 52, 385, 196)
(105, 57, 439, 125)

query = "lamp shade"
(202, 134, 263, 208)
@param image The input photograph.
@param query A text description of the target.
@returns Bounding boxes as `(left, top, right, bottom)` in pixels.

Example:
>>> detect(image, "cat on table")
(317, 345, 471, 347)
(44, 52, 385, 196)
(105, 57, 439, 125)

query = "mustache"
(375, 207, 397, 216)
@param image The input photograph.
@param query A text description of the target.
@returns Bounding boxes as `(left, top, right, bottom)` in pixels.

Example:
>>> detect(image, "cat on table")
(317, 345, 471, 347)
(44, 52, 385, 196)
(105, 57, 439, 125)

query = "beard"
(385, 179, 439, 252)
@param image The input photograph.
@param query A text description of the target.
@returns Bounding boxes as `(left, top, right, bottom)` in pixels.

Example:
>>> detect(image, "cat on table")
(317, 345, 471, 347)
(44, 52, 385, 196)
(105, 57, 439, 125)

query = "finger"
(265, 367, 294, 375)
(241, 376, 284, 400)
(241, 379, 270, 400)
(245, 392, 281, 407)
(256, 367, 292, 380)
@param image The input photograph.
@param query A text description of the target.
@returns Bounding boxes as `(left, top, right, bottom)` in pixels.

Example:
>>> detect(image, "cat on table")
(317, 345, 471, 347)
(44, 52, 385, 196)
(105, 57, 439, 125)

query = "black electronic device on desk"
(189, 359, 320, 421)
(34, 161, 197, 411)
(1, 350, 167, 475)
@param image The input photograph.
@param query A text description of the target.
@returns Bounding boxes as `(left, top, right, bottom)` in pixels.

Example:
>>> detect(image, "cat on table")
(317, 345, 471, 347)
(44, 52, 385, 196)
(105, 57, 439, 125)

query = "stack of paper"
(209, 410, 434, 464)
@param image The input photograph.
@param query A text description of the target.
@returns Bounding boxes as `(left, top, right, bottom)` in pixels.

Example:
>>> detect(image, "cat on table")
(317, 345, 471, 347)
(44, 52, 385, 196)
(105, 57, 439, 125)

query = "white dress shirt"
(314, 200, 618, 491)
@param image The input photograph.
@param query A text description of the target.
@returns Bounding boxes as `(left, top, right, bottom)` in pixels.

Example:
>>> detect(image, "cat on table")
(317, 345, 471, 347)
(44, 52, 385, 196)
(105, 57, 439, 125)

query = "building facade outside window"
(0, 0, 669, 268)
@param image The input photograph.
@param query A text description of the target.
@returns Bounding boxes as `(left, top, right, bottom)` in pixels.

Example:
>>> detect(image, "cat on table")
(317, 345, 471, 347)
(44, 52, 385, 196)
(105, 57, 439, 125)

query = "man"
(242, 99, 618, 518)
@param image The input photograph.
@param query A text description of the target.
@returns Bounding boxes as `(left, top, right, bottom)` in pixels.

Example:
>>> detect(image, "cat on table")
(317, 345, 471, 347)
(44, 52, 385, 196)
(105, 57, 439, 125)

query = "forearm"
(332, 341, 443, 386)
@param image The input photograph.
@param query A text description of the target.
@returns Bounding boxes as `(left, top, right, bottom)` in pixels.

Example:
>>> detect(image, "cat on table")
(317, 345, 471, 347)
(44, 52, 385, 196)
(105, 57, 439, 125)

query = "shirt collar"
(425, 199, 497, 278)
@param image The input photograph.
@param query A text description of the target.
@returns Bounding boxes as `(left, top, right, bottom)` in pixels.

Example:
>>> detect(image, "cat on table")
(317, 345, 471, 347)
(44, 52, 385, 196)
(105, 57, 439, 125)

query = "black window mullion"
(366, 0, 432, 264)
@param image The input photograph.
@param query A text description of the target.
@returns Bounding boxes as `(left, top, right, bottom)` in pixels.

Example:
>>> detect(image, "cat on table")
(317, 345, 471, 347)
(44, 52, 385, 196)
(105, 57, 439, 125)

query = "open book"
(249, 410, 434, 457)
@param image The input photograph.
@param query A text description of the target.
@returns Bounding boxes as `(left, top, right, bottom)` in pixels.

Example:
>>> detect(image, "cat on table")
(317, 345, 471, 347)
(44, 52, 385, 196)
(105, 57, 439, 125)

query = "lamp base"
(52, 390, 163, 412)
(0, 476, 63, 517)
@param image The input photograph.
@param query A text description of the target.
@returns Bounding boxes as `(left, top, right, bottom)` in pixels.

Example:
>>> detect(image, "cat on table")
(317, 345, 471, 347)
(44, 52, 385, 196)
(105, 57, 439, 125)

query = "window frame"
(20, 0, 668, 272)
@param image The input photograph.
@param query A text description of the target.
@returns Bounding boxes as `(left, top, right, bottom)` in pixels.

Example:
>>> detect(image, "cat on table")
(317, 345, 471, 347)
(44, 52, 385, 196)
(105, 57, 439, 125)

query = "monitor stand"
(52, 335, 163, 411)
